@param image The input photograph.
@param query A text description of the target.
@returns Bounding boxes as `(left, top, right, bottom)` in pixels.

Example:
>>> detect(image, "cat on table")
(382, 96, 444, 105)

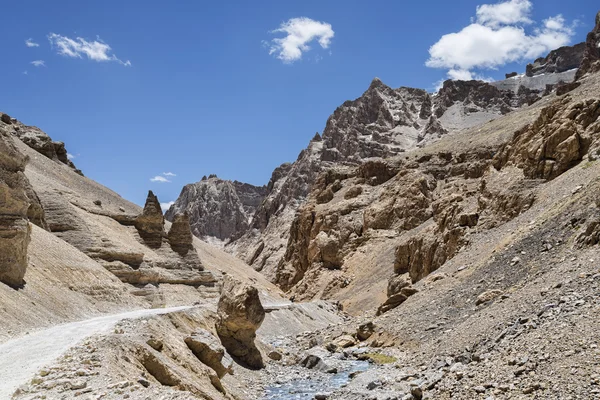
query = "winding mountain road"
(0, 306, 192, 399)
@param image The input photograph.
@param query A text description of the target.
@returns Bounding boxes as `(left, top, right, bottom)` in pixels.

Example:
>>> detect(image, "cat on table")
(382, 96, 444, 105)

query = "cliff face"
(576, 11, 600, 80)
(0, 126, 32, 287)
(165, 176, 267, 243)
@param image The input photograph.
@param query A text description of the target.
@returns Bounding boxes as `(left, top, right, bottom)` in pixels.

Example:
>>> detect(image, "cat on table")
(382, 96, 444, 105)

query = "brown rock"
(185, 329, 232, 378)
(0, 131, 32, 286)
(493, 97, 600, 180)
(333, 335, 356, 348)
(216, 275, 265, 369)
(135, 191, 165, 248)
(357, 322, 375, 341)
(476, 289, 503, 305)
(168, 213, 194, 256)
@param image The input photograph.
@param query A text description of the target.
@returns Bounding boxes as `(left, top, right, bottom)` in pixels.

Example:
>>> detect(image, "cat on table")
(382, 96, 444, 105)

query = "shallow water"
(263, 360, 369, 399)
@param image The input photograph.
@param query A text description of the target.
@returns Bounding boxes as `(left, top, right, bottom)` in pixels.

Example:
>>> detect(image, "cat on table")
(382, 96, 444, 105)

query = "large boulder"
(135, 191, 165, 248)
(215, 275, 265, 369)
(185, 329, 232, 378)
(168, 213, 194, 256)
(0, 131, 32, 286)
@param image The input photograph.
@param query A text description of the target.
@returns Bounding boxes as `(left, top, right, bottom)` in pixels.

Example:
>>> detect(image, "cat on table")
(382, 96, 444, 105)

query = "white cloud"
(266, 17, 334, 63)
(23, 71, 28, 75)
(160, 201, 175, 212)
(47, 33, 131, 66)
(67, 153, 75, 160)
(25, 38, 39, 47)
(426, 0, 574, 82)
(31, 60, 45, 67)
(150, 176, 171, 183)
(475, 0, 532, 28)
(162, 172, 176, 177)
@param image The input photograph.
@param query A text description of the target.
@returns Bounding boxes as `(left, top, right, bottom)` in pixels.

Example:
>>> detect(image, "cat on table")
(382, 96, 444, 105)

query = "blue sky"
(1, 0, 597, 208)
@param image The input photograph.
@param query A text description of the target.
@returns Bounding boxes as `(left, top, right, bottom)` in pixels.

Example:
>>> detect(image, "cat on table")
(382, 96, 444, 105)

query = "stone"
(185, 329, 231, 378)
(137, 378, 150, 388)
(473, 385, 486, 393)
(333, 335, 356, 348)
(0, 131, 32, 287)
(134, 191, 165, 248)
(1, 113, 12, 124)
(299, 352, 333, 373)
(216, 275, 265, 369)
(476, 289, 504, 305)
(167, 213, 194, 256)
(268, 350, 282, 361)
(357, 321, 375, 341)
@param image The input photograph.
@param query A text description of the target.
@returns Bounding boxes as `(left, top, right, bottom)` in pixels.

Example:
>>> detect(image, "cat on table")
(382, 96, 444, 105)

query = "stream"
(263, 360, 369, 399)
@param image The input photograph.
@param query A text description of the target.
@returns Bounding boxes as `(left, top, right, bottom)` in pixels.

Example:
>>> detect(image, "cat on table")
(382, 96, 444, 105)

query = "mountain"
(165, 175, 267, 244)
(171, 39, 589, 288)
(2, 10, 600, 400)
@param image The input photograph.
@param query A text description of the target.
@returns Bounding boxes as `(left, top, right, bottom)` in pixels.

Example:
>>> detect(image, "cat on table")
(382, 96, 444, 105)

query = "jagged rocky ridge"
(0, 112, 82, 175)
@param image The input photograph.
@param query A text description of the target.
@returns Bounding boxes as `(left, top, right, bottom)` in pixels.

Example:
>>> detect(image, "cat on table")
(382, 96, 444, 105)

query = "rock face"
(135, 191, 165, 248)
(168, 213, 194, 256)
(215, 275, 265, 369)
(165, 177, 267, 242)
(526, 43, 585, 77)
(576, 11, 600, 81)
(493, 97, 600, 180)
(0, 130, 32, 286)
(1, 113, 82, 175)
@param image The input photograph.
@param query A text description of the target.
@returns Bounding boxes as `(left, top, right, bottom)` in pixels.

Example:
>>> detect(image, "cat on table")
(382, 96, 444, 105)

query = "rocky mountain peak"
(165, 177, 268, 243)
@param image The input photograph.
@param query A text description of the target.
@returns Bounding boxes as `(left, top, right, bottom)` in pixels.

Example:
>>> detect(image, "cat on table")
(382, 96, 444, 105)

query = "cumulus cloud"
(160, 201, 175, 212)
(426, 0, 574, 82)
(266, 17, 334, 63)
(48, 33, 131, 66)
(162, 172, 176, 177)
(31, 60, 45, 67)
(475, 0, 533, 28)
(67, 153, 75, 160)
(150, 176, 170, 183)
(25, 38, 40, 47)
